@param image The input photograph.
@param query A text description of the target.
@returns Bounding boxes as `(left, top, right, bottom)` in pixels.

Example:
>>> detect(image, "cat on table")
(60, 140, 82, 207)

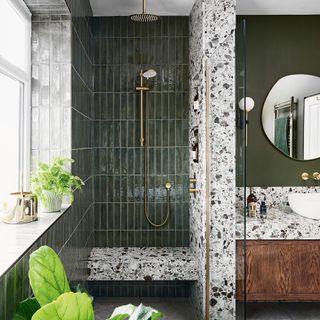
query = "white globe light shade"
(239, 97, 255, 112)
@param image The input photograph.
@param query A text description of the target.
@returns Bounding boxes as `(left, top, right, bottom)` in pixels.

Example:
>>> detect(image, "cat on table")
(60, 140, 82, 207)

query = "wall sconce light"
(239, 97, 255, 112)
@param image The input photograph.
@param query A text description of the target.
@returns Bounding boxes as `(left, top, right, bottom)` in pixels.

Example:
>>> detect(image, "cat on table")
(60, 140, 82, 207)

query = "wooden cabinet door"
(236, 240, 320, 301)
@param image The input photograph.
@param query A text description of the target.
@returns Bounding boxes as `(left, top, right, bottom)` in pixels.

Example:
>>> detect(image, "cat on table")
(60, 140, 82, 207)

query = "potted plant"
(31, 158, 84, 212)
(13, 246, 163, 320)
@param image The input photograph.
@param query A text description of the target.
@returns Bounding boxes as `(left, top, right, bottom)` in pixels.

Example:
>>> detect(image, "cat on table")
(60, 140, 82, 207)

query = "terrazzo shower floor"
(94, 297, 196, 320)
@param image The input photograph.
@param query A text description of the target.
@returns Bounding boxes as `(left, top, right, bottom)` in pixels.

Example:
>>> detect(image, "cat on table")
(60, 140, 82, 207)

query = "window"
(0, 0, 31, 210)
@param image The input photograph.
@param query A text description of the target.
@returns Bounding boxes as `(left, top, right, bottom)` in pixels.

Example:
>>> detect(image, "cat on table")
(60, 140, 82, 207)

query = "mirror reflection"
(262, 74, 320, 160)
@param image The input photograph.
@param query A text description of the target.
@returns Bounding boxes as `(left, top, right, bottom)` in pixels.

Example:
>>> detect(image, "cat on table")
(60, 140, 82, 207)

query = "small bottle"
(260, 201, 267, 219)
(193, 90, 199, 112)
(192, 142, 199, 163)
(247, 188, 257, 218)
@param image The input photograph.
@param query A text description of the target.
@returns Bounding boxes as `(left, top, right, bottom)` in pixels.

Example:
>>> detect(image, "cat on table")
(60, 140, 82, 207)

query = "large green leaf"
(29, 246, 71, 306)
(107, 304, 163, 320)
(12, 297, 40, 320)
(31, 292, 94, 320)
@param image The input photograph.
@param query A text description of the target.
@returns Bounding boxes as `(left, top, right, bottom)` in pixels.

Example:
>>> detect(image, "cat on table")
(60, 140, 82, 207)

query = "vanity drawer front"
(236, 240, 320, 301)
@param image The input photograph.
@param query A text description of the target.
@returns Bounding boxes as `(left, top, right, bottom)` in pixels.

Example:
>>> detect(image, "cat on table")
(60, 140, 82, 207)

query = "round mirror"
(261, 74, 320, 160)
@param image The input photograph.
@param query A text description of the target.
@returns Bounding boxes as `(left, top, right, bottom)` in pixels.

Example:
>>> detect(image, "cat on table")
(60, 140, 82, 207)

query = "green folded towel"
(275, 117, 289, 155)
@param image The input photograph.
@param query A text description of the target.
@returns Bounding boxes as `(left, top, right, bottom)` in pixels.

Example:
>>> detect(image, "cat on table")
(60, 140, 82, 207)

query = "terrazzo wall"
(189, 0, 206, 318)
(190, 0, 236, 319)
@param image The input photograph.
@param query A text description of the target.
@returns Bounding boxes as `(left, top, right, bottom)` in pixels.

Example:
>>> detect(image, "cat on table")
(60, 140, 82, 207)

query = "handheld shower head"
(131, 0, 158, 22)
(142, 69, 157, 79)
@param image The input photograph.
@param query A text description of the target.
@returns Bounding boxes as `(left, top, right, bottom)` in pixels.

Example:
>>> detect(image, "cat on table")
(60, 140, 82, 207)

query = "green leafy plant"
(31, 158, 84, 206)
(12, 298, 40, 320)
(13, 246, 163, 320)
(28, 245, 71, 306)
(32, 292, 94, 320)
(107, 304, 163, 320)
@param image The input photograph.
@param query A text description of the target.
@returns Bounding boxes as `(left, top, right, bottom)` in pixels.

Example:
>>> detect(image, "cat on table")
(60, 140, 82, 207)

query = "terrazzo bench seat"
(88, 247, 197, 281)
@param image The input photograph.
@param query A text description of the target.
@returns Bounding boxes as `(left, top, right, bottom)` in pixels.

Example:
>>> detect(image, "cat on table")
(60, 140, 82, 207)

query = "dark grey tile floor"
(94, 297, 196, 320)
(237, 302, 320, 320)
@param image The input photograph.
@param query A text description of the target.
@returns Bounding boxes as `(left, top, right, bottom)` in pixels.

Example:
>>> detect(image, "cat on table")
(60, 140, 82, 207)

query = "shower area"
(92, 15, 189, 246)
(88, 14, 194, 302)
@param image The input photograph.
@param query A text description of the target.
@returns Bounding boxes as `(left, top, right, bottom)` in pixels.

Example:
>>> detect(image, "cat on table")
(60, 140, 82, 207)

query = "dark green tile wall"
(0, 202, 94, 320)
(0, 0, 94, 318)
(88, 281, 193, 298)
(92, 16, 190, 247)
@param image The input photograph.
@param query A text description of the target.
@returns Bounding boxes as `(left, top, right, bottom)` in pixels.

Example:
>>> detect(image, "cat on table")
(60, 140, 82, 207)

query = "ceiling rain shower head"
(143, 69, 157, 79)
(131, 0, 158, 22)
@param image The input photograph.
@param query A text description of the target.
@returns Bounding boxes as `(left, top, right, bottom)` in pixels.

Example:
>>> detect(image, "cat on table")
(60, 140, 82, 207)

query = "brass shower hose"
(143, 96, 171, 228)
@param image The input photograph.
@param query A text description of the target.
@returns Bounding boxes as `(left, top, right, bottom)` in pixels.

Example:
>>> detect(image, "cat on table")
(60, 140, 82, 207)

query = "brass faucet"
(301, 172, 320, 181)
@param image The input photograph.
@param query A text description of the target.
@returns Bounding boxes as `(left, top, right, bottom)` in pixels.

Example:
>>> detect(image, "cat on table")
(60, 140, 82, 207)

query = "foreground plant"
(13, 246, 163, 320)
(107, 304, 163, 320)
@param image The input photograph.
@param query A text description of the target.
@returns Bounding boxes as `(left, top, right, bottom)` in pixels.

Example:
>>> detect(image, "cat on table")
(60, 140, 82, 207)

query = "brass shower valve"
(189, 175, 198, 194)
(301, 172, 320, 181)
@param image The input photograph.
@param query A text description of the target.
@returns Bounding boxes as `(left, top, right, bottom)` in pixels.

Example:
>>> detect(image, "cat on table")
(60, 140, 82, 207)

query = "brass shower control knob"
(301, 172, 320, 181)
(301, 172, 310, 181)
(189, 175, 198, 194)
(313, 172, 320, 180)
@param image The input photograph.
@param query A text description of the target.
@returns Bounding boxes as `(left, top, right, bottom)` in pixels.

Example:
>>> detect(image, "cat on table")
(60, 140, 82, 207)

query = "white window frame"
(0, 0, 31, 191)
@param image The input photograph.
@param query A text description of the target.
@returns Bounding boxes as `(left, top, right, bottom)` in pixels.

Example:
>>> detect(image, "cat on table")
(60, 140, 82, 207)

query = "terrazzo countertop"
(0, 205, 70, 277)
(236, 208, 320, 240)
(88, 247, 198, 281)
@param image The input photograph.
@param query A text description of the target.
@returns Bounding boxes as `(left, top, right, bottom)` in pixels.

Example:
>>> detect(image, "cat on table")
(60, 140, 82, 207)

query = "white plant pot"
(40, 191, 62, 213)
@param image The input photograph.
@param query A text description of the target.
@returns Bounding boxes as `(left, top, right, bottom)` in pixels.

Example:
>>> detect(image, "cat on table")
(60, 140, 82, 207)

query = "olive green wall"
(238, 15, 320, 186)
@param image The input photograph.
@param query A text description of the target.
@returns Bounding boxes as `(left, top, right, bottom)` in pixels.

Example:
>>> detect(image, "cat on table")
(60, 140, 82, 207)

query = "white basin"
(288, 193, 320, 220)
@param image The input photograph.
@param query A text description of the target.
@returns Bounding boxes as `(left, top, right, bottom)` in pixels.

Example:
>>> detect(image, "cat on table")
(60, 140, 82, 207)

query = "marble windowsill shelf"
(0, 205, 70, 277)
(236, 208, 320, 240)
(88, 247, 198, 281)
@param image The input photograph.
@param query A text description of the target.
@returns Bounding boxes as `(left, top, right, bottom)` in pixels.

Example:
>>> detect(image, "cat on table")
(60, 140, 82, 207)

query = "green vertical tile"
(134, 38, 141, 64)
(120, 203, 128, 229)
(154, 92, 161, 119)
(120, 176, 128, 202)
(158, 147, 166, 175)
(134, 148, 142, 175)
(0, 275, 6, 320)
(113, 93, 121, 118)
(183, 65, 189, 92)
(168, 120, 176, 147)
(128, 203, 135, 228)
(148, 120, 155, 147)
(14, 259, 24, 305)
(175, 120, 182, 146)
(113, 38, 121, 64)
(120, 121, 128, 147)
(168, 18, 176, 37)
(162, 120, 168, 147)
(161, 93, 168, 119)
(168, 148, 175, 174)
(5, 268, 16, 319)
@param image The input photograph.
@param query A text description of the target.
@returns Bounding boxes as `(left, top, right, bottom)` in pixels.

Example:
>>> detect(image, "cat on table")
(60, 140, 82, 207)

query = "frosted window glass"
(0, 72, 21, 210)
(0, 0, 27, 70)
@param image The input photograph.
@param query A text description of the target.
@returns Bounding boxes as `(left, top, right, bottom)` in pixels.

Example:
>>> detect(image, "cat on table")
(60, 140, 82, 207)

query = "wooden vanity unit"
(236, 240, 320, 301)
